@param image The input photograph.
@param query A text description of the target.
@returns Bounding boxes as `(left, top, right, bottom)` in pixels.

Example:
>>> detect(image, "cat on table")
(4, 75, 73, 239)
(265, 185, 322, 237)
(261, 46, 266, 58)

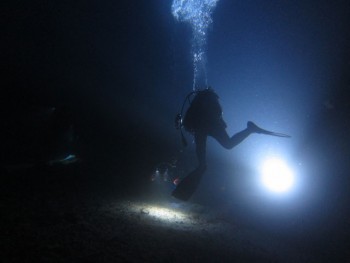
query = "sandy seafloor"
(1, 161, 348, 263)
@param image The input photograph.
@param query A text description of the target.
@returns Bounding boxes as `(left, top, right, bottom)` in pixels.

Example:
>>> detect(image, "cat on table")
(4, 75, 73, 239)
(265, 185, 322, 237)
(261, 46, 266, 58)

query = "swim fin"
(258, 129, 291, 138)
(248, 121, 291, 138)
(172, 168, 203, 201)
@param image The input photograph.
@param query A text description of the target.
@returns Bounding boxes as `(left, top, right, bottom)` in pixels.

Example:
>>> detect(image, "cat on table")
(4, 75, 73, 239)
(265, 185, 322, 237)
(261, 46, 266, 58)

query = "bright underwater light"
(261, 158, 295, 193)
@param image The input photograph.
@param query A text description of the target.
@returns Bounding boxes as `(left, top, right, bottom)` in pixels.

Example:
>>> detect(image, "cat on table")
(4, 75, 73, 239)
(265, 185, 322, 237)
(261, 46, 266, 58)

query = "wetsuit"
(172, 89, 253, 201)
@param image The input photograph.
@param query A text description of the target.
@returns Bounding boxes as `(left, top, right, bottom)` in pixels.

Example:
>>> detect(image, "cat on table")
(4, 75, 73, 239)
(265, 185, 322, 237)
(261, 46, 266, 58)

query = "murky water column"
(172, 0, 219, 90)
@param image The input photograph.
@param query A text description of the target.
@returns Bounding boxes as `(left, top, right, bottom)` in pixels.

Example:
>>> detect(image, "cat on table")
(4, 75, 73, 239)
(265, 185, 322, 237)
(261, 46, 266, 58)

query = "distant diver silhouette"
(172, 87, 290, 201)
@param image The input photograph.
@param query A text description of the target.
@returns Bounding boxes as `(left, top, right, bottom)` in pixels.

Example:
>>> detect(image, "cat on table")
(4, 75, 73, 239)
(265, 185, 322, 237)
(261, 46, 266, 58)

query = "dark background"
(1, 0, 350, 261)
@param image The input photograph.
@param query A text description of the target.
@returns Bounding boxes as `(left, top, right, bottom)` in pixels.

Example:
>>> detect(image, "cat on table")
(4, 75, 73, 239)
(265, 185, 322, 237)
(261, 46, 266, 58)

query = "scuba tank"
(174, 91, 197, 147)
(175, 88, 219, 146)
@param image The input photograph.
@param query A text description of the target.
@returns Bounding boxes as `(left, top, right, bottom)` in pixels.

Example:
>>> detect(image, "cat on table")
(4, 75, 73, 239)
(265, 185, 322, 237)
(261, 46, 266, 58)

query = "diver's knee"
(216, 137, 234, 149)
(222, 144, 233, 150)
(218, 141, 234, 149)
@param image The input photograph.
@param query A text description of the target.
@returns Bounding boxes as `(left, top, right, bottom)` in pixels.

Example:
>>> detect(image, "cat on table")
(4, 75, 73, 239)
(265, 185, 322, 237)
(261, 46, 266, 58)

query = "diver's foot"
(247, 121, 264, 134)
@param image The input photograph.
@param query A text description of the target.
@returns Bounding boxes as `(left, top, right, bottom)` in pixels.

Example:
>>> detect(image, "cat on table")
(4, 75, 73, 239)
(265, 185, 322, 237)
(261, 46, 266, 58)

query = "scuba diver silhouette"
(172, 87, 290, 201)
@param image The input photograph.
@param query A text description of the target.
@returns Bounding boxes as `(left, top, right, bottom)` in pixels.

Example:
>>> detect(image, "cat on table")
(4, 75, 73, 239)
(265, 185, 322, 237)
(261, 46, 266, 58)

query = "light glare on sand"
(130, 203, 191, 224)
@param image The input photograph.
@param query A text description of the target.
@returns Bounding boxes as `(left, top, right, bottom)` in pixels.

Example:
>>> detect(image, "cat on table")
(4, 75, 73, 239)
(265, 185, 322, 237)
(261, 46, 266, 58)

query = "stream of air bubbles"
(172, 0, 219, 90)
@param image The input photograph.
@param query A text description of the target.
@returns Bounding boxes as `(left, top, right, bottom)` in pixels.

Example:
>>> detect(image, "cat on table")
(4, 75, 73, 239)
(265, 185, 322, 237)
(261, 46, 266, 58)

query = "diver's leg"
(211, 125, 252, 150)
(172, 132, 207, 201)
(195, 131, 207, 171)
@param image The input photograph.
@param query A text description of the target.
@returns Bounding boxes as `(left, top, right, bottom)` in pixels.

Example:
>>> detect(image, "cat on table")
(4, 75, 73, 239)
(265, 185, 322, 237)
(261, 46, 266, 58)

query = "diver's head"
(202, 86, 219, 99)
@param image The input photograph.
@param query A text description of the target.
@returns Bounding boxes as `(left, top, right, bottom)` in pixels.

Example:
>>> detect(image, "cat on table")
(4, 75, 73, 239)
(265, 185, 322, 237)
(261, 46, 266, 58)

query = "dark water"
(2, 0, 350, 261)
